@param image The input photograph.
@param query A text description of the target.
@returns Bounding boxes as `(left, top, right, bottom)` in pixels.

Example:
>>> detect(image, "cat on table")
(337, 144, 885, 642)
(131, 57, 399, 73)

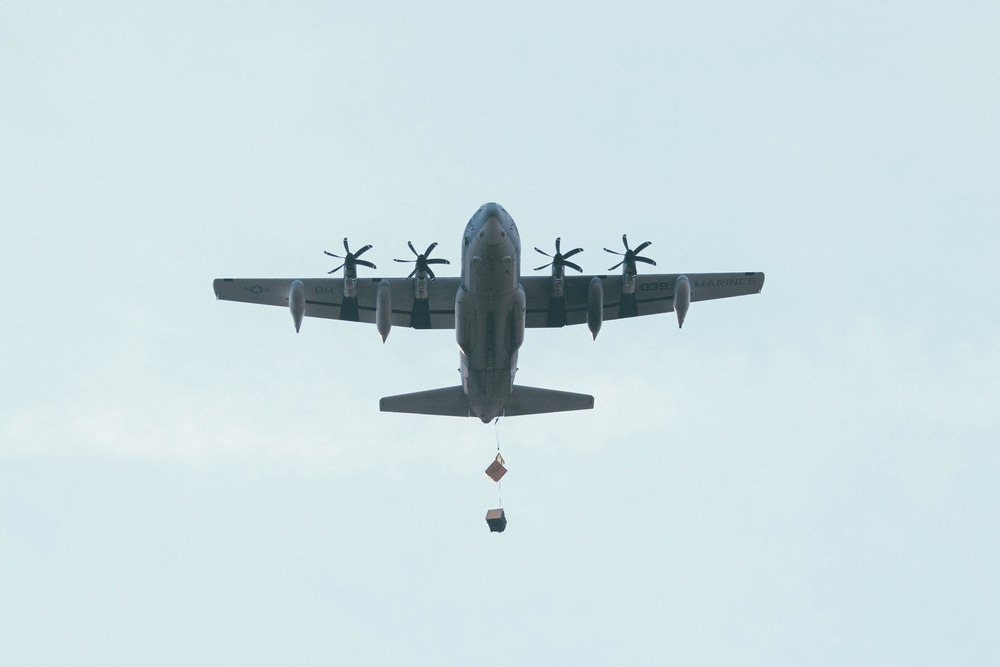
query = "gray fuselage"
(455, 203, 527, 422)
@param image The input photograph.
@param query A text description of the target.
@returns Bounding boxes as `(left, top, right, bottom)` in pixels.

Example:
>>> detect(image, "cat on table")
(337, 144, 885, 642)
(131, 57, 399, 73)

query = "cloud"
(2, 312, 994, 495)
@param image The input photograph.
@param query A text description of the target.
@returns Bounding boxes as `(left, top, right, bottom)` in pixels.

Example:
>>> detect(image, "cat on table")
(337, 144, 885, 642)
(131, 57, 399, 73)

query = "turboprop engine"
(674, 275, 691, 328)
(289, 280, 305, 333)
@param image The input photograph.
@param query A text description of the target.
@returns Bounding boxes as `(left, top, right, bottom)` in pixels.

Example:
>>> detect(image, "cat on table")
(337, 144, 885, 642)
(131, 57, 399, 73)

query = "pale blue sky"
(2, 1, 998, 664)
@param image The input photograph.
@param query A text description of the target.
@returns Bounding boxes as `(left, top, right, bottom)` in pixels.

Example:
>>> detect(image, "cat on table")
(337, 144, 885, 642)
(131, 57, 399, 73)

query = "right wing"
(213, 277, 460, 329)
(522, 272, 765, 327)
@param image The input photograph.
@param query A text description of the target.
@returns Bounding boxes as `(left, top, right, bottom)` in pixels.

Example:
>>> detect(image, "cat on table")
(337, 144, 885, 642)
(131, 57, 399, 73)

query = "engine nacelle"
(674, 275, 691, 328)
(289, 280, 305, 333)
(376, 280, 392, 342)
(587, 276, 603, 340)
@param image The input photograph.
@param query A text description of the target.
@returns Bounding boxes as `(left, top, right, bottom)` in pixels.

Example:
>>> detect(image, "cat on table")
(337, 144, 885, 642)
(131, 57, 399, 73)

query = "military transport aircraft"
(214, 202, 764, 423)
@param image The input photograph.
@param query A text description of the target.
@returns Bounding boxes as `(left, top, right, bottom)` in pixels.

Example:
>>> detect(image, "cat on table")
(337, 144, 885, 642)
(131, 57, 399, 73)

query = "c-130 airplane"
(214, 203, 764, 423)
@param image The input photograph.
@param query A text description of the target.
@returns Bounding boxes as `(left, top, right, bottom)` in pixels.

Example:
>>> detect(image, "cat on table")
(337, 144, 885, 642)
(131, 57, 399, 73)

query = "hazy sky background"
(2, 1, 998, 664)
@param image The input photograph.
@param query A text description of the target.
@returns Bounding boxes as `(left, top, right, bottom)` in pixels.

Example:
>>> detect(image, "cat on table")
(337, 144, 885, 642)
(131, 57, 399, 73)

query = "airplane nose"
(481, 216, 505, 245)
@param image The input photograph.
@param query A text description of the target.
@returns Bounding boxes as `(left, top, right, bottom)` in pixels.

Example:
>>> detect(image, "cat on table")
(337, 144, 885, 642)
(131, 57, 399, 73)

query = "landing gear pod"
(289, 280, 305, 333)
(587, 276, 603, 340)
(376, 280, 392, 342)
(674, 275, 691, 328)
(510, 286, 526, 352)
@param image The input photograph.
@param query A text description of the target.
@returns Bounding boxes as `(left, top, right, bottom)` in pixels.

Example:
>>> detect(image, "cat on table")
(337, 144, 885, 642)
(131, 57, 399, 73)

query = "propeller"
(604, 234, 656, 272)
(394, 241, 450, 280)
(533, 237, 584, 274)
(324, 237, 376, 274)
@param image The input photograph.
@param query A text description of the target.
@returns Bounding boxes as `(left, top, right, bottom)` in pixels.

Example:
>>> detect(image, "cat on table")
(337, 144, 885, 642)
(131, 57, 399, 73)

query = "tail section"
(378, 384, 594, 418)
(379, 386, 470, 417)
(503, 385, 594, 416)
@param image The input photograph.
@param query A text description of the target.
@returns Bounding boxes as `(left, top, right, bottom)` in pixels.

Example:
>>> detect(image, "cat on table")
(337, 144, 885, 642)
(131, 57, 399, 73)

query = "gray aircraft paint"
(212, 203, 763, 422)
(455, 203, 525, 421)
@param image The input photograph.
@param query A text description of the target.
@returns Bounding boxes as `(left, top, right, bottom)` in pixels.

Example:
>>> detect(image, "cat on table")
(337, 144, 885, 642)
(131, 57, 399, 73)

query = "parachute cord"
(494, 417, 502, 507)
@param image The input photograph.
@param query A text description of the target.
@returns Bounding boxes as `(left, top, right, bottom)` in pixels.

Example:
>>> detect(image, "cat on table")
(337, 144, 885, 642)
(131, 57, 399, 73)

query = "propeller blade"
(408, 268, 417, 278)
(555, 237, 562, 253)
(328, 264, 345, 274)
(356, 259, 377, 270)
(608, 260, 624, 271)
(426, 266, 436, 280)
(407, 241, 417, 256)
(324, 251, 343, 258)
(426, 258, 449, 265)
(534, 262, 553, 271)
(634, 240, 652, 254)
(621, 234, 630, 250)
(635, 256, 656, 266)
(424, 242, 438, 257)
(394, 258, 412, 263)
(354, 244, 373, 258)
(604, 248, 624, 256)
(564, 260, 583, 273)
(562, 247, 584, 259)
(534, 247, 553, 258)
(343, 237, 351, 253)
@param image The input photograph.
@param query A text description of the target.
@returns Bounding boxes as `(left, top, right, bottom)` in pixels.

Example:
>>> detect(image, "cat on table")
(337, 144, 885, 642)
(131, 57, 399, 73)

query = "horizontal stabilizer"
(503, 385, 594, 416)
(380, 386, 470, 417)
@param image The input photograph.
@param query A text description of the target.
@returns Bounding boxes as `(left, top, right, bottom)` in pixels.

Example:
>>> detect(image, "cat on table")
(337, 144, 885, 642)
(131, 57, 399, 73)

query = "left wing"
(522, 272, 765, 327)
(213, 277, 459, 329)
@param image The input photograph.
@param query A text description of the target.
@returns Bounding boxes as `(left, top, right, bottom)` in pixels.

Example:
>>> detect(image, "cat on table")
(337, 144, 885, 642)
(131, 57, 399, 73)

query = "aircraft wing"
(213, 277, 460, 329)
(521, 272, 765, 327)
